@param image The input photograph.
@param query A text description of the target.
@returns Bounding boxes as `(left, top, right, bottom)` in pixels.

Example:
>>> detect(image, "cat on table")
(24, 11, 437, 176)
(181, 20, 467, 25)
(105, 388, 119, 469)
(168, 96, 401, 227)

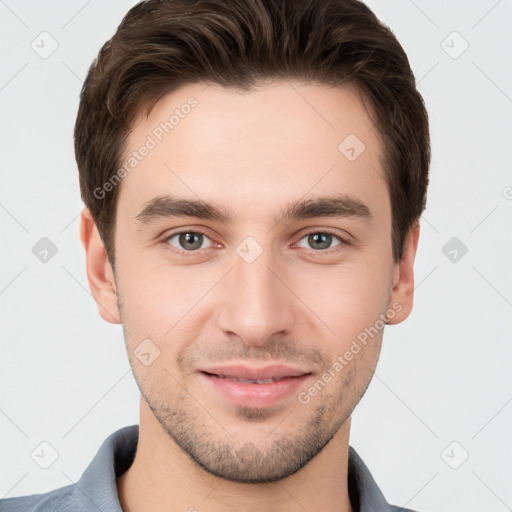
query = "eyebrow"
(135, 193, 373, 226)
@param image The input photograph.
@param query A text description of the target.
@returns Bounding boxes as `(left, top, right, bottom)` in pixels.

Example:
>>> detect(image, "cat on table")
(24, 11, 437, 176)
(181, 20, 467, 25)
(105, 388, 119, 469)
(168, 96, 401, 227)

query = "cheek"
(116, 264, 221, 383)
(292, 257, 391, 341)
(117, 259, 211, 331)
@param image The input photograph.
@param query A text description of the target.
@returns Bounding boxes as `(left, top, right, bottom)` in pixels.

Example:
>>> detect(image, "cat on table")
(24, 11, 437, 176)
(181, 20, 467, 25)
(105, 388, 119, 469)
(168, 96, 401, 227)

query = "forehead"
(118, 80, 388, 226)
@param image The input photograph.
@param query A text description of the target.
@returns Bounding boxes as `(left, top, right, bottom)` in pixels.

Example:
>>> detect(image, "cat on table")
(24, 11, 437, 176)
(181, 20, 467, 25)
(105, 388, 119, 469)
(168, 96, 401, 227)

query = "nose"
(216, 244, 296, 348)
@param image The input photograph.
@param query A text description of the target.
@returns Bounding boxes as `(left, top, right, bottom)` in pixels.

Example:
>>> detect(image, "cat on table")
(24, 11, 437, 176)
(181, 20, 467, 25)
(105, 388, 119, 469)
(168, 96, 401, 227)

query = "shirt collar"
(73, 424, 395, 512)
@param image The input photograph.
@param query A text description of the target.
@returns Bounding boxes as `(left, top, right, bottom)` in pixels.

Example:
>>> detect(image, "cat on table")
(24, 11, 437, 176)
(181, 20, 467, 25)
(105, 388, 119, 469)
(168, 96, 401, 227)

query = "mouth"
(198, 364, 313, 408)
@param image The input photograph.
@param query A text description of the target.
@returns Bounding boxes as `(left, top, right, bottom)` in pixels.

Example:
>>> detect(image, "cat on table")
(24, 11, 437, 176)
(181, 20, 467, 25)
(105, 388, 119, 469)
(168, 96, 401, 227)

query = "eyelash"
(162, 229, 351, 257)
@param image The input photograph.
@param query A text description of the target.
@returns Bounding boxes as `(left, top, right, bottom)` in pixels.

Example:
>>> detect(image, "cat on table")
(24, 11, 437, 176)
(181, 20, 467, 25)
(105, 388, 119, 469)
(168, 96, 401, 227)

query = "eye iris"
(309, 233, 332, 250)
(180, 232, 202, 250)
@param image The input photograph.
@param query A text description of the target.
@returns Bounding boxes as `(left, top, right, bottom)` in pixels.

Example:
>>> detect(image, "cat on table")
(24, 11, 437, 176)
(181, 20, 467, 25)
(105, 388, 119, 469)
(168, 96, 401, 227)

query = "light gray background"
(1, 1, 511, 510)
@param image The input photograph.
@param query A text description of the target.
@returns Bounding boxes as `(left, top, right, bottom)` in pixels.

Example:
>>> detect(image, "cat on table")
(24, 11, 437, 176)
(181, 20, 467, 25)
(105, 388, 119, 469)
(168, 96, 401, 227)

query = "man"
(1, 0, 430, 510)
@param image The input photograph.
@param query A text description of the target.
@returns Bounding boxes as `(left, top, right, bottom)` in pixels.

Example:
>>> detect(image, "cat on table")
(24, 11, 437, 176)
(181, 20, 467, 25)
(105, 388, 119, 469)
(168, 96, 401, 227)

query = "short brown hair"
(75, 0, 430, 269)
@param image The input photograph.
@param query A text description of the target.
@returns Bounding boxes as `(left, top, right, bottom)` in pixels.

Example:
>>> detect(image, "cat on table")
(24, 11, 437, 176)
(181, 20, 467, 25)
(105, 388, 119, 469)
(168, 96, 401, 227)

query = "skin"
(80, 80, 420, 512)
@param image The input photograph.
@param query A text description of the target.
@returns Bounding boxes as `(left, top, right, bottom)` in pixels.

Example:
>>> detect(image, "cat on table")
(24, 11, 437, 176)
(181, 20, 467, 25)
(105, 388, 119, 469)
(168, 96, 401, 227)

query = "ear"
(80, 207, 121, 324)
(386, 222, 420, 325)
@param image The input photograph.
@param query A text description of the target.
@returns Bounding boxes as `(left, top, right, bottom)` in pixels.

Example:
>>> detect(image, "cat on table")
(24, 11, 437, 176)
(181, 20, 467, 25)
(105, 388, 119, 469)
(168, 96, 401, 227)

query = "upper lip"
(200, 364, 311, 380)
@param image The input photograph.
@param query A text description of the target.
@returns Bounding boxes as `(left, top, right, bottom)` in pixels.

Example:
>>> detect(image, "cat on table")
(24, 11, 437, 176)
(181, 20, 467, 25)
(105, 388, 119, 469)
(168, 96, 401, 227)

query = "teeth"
(216, 375, 282, 384)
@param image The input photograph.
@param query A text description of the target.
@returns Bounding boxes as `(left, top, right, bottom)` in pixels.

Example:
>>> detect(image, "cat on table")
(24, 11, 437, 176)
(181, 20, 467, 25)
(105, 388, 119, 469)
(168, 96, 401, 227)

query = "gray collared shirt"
(0, 425, 418, 512)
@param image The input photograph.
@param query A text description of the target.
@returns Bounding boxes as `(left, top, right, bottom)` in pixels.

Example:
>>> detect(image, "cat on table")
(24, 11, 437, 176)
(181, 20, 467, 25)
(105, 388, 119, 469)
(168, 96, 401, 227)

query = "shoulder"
(0, 484, 75, 512)
(348, 445, 425, 512)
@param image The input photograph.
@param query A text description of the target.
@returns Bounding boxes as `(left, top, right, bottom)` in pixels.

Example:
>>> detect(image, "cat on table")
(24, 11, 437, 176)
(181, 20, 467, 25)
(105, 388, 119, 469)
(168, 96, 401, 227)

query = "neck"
(117, 399, 354, 512)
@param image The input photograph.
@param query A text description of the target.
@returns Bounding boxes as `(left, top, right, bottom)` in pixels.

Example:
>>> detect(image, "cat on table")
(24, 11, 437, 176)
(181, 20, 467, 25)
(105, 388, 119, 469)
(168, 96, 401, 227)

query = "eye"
(296, 231, 346, 251)
(165, 231, 213, 252)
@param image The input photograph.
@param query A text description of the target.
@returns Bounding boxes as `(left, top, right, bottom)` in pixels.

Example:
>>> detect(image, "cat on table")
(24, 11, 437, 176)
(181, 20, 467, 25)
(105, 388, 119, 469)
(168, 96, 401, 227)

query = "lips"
(198, 364, 312, 408)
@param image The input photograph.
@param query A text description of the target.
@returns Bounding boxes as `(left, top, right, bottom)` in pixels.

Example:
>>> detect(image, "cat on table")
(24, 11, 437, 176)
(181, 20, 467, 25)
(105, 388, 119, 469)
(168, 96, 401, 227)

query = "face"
(82, 80, 418, 483)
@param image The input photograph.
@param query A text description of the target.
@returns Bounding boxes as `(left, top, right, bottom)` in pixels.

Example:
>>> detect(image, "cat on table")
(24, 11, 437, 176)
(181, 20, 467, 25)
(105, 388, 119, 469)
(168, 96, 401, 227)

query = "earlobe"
(80, 207, 121, 324)
(386, 223, 420, 325)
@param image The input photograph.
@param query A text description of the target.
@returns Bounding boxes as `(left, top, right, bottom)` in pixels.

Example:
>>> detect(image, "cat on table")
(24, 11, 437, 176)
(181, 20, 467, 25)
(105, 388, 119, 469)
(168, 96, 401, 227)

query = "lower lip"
(200, 372, 311, 408)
